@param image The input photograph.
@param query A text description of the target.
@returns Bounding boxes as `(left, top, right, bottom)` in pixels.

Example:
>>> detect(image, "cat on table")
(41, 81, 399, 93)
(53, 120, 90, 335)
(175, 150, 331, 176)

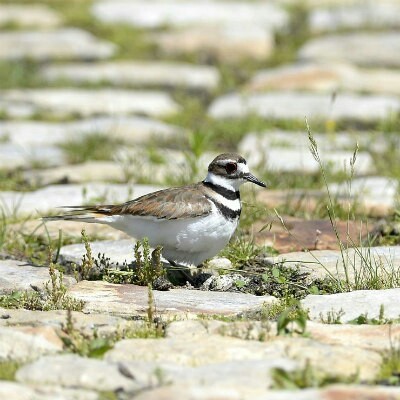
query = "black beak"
(243, 173, 267, 188)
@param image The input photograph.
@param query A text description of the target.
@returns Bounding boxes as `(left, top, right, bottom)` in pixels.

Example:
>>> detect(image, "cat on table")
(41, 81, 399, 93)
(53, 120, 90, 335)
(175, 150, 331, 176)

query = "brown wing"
(88, 184, 212, 220)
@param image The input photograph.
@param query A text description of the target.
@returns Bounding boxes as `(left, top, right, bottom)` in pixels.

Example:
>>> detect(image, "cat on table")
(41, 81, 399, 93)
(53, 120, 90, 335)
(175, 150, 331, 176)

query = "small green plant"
(59, 133, 123, 164)
(377, 327, 400, 385)
(276, 305, 308, 336)
(271, 360, 357, 389)
(319, 309, 345, 324)
(0, 361, 20, 381)
(61, 309, 113, 357)
(0, 247, 83, 311)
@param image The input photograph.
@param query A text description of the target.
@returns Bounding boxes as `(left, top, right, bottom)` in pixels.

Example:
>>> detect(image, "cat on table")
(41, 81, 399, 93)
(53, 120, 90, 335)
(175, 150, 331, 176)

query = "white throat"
(204, 172, 242, 191)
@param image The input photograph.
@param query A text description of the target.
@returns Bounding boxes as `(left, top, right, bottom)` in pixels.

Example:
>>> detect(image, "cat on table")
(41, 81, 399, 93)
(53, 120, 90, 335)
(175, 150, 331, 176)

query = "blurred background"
(0, 0, 399, 252)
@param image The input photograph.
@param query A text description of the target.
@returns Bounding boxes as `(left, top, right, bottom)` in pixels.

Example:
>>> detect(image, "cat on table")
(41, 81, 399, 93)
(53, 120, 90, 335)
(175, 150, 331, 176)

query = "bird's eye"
(225, 162, 237, 174)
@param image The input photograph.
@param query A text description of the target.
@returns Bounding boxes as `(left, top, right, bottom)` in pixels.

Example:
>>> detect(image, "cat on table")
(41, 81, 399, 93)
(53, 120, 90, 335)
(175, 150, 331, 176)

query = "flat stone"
(253, 217, 372, 253)
(209, 92, 400, 122)
(0, 259, 74, 295)
(0, 382, 99, 400)
(11, 219, 129, 241)
(239, 132, 374, 174)
(24, 161, 126, 186)
(0, 143, 66, 170)
(60, 239, 136, 267)
(0, 4, 62, 28)
(133, 385, 400, 400)
(0, 326, 62, 362)
(0, 116, 183, 146)
(68, 280, 276, 317)
(16, 354, 138, 392)
(302, 288, 400, 323)
(331, 177, 399, 217)
(0, 28, 116, 61)
(309, 3, 400, 32)
(122, 359, 297, 399)
(299, 33, 400, 68)
(264, 246, 400, 283)
(150, 26, 275, 62)
(0, 89, 179, 118)
(42, 61, 220, 91)
(0, 183, 162, 217)
(0, 307, 137, 338)
(306, 321, 400, 352)
(247, 62, 400, 96)
(106, 334, 380, 381)
(92, 1, 288, 30)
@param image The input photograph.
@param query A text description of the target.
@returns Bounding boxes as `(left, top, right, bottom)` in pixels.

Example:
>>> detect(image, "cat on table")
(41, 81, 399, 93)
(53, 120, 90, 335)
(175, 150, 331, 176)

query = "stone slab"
(0, 326, 62, 362)
(42, 61, 220, 91)
(239, 132, 374, 174)
(0, 183, 163, 217)
(302, 288, 400, 323)
(0, 381, 99, 400)
(106, 332, 380, 381)
(0, 4, 61, 28)
(133, 385, 400, 400)
(0, 259, 74, 295)
(330, 177, 399, 217)
(309, 3, 400, 32)
(0, 143, 66, 170)
(209, 92, 400, 122)
(0, 307, 142, 338)
(264, 246, 400, 283)
(11, 219, 129, 241)
(92, 1, 288, 30)
(247, 62, 400, 95)
(0, 89, 179, 118)
(24, 161, 126, 186)
(0, 28, 116, 61)
(0, 116, 183, 146)
(68, 280, 277, 317)
(16, 354, 138, 392)
(150, 26, 275, 62)
(299, 33, 400, 68)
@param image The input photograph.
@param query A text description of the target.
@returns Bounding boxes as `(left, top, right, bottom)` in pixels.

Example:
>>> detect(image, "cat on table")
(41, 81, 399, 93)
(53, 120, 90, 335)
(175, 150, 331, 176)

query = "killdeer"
(44, 153, 266, 266)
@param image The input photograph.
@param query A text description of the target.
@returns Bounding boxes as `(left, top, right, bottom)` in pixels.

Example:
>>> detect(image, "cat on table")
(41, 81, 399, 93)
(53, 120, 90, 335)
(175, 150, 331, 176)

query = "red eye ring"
(225, 162, 237, 174)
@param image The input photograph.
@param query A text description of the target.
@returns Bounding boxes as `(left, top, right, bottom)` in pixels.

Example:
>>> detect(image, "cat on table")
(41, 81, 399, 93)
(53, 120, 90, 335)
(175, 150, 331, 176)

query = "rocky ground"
(0, 0, 400, 399)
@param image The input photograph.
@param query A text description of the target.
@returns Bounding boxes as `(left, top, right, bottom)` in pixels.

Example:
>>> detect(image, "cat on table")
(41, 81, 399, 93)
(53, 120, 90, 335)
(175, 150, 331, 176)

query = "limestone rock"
(0, 183, 163, 217)
(16, 354, 138, 392)
(0, 4, 61, 28)
(68, 280, 276, 317)
(24, 161, 126, 186)
(0, 259, 74, 295)
(247, 63, 400, 96)
(0, 326, 62, 362)
(0, 382, 100, 400)
(239, 132, 374, 174)
(0, 143, 66, 170)
(92, 1, 288, 31)
(0, 89, 179, 118)
(209, 92, 399, 122)
(0, 29, 116, 61)
(299, 33, 400, 68)
(42, 61, 220, 91)
(309, 3, 400, 32)
(264, 246, 400, 283)
(302, 288, 400, 323)
(150, 26, 274, 62)
(0, 117, 183, 146)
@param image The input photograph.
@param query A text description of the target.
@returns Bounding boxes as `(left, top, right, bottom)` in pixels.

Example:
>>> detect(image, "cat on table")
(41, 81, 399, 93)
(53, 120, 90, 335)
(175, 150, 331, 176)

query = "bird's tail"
(42, 205, 114, 223)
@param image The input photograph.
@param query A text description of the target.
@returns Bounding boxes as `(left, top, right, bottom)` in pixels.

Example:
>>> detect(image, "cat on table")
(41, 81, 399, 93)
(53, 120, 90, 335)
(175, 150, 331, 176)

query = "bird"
(43, 153, 266, 267)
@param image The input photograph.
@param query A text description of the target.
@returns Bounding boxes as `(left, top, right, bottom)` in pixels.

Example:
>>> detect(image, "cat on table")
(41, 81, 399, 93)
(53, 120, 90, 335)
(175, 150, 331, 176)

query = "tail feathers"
(42, 205, 114, 223)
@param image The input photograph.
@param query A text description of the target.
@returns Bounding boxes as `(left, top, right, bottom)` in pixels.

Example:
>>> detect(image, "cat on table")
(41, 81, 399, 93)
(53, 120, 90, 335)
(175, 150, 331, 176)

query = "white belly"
(101, 207, 238, 266)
